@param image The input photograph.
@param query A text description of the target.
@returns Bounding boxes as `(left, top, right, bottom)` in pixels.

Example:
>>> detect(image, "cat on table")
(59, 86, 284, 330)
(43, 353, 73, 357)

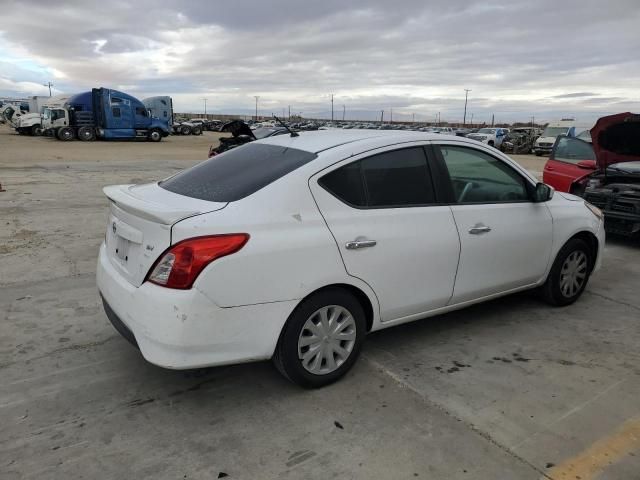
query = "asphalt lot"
(1, 125, 639, 479)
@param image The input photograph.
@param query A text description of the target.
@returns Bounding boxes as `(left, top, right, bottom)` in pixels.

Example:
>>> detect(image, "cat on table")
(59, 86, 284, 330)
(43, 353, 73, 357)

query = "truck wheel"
(192, 126, 202, 135)
(57, 127, 75, 141)
(148, 129, 162, 142)
(180, 125, 191, 135)
(77, 127, 96, 141)
(31, 124, 43, 136)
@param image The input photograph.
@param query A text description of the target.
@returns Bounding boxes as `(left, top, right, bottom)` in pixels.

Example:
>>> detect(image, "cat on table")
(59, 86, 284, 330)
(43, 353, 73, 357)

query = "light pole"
(380, 110, 384, 124)
(330, 93, 334, 122)
(43, 81, 53, 97)
(471, 113, 474, 126)
(288, 105, 291, 120)
(412, 113, 415, 124)
(342, 105, 345, 121)
(463, 89, 471, 126)
(390, 107, 393, 124)
(202, 98, 207, 118)
(254, 96, 259, 121)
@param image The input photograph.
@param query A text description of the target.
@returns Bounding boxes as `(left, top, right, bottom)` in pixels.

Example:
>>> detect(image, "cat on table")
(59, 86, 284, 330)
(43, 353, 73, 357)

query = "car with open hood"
(543, 112, 640, 236)
(208, 120, 293, 157)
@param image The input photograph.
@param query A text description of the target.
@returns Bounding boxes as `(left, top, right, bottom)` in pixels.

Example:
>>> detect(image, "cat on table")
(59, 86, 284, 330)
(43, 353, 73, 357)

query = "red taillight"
(146, 234, 249, 289)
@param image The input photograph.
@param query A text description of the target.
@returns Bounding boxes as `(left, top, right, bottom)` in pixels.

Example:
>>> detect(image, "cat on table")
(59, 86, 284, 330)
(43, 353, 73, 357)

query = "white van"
(534, 119, 592, 156)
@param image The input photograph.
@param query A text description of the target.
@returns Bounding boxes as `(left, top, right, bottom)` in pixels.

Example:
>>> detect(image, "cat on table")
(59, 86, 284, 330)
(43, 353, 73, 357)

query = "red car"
(544, 112, 640, 236)
(543, 112, 638, 193)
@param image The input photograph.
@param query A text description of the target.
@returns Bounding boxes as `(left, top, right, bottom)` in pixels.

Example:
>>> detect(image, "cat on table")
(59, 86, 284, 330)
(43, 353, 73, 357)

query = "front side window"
(439, 145, 529, 203)
(320, 147, 435, 208)
(553, 137, 595, 164)
(135, 107, 148, 117)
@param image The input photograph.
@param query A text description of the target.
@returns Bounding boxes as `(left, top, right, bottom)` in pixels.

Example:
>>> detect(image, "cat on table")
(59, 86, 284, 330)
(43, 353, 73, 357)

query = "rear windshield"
(159, 143, 317, 202)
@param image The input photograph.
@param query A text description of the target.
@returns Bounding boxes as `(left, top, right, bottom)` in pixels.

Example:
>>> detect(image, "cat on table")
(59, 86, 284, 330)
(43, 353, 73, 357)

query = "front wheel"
(192, 126, 202, 135)
(147, 129, 162, 142)
(273, 289, 366, 388)
(541, 238, 592, 306)
(31, 124, 43, 136)
(57, 127, 75, 141)
(77, 126, 95, 141)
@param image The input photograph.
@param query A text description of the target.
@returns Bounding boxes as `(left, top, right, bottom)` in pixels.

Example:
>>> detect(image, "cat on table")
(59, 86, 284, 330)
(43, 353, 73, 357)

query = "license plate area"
(115, 235, 131, 262)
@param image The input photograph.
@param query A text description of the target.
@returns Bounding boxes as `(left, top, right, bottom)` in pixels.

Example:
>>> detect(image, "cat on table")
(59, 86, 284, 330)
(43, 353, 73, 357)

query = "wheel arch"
(568, 230, 599, 272)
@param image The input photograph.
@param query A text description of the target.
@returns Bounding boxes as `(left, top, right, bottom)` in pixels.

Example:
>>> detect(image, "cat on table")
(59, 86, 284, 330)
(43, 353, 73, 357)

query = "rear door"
(543, 136, 596, 192)
(310, 145, 461, 322)
(433, 143, 553, 303)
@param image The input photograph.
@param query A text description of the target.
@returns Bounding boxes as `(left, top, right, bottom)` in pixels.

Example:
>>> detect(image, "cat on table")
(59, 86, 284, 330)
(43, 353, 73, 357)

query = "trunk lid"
(591, 112, 640, 169)
(103, 183, 227, 286)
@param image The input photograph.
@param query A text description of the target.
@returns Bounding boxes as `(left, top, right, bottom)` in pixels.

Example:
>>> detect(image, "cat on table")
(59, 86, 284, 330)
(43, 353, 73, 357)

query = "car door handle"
(469, 225, 492, 235)
(345, 239, 377, 250)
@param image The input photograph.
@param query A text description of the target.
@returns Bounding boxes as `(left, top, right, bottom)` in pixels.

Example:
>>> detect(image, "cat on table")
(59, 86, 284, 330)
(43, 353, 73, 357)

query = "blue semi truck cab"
(42, 88, 170, 141)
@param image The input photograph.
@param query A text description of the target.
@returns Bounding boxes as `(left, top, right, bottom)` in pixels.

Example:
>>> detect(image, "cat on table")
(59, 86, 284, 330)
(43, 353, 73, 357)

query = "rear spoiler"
(103, 185, 201, 225)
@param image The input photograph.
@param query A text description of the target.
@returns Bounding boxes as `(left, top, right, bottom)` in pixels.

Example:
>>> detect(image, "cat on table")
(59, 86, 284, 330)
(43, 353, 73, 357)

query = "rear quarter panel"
(171, 176, 379, 312)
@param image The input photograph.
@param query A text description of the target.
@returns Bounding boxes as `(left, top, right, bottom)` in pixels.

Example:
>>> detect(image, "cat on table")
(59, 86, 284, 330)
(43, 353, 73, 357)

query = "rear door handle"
(469, 225, 491, 235)
(345, 239, 377, 250)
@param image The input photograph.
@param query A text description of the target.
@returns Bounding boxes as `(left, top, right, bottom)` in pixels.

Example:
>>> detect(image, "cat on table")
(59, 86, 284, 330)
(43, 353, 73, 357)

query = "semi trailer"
(42, 88, 170, 141)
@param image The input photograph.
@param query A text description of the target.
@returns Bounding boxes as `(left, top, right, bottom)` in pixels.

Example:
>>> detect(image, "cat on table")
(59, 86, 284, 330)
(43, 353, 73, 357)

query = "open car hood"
(220, 120, 256, 140)
(591, 112, 640, 169)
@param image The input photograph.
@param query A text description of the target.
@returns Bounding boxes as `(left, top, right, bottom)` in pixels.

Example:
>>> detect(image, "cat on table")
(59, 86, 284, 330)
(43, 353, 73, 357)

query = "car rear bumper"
(96, 242, 297, 369)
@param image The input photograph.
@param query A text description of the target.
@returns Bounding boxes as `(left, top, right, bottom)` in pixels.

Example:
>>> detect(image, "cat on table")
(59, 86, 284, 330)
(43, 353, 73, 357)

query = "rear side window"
(160, 143, 317, 202)
(554, 137, 595, 164)
(320, 147, 435, 208)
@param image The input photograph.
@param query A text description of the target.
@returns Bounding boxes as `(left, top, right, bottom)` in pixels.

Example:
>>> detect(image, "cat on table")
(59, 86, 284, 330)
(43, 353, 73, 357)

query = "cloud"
(1, 0, 639, 123)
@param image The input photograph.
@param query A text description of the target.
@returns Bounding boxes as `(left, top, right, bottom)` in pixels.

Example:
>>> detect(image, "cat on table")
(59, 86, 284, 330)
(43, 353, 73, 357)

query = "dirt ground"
(2, 124, 639, 480)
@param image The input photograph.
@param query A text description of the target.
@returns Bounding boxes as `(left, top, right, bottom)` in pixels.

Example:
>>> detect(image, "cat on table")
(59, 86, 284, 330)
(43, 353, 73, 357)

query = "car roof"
(255, 129, 478, 153)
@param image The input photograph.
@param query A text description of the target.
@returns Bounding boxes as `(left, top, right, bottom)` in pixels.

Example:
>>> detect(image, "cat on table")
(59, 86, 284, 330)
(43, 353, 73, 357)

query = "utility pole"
(342, 105, 345, 121)
(438, 112, 441, 125)
(463, 89, 471, 126)
(254, 96, 259, 121)
(412, 113, 415, 124)
(390, 108, 393, 124)
(288, 105, 291, 120)
(381, 110, 384, 124)
(43, 81, 53, 97)
(202, 98, 207, 118)
(491, 114, 495, 127)
(471, 113, 474, 126)
(330, 93, 334, 122)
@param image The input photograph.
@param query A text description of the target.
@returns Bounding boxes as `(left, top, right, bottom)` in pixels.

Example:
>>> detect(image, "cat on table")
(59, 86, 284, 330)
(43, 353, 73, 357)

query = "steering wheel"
(458, 182, 474, 202)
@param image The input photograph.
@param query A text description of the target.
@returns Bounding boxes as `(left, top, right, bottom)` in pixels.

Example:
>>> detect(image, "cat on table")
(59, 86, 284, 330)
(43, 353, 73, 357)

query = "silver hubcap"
(560, 250, 588, 298)
(151, 132, 160, 140)
(298, 305, 357, 375)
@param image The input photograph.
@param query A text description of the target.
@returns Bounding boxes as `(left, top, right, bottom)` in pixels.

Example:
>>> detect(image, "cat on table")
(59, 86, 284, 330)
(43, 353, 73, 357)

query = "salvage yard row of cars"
(98, 128, 608, 388)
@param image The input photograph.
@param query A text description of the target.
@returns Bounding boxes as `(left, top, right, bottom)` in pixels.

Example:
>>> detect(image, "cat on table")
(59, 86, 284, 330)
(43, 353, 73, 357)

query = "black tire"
(488, 140, 495, 147)
(57, 127, 75, 141)
(147, 129, 162, 142)
(541, 238, 592, 306)
(180, 125, 191, 135)
(31, 124, 43, 136)
(192, 126, 202, 135)
(77, 126, 95, 141)
(273, 288, 366, 388)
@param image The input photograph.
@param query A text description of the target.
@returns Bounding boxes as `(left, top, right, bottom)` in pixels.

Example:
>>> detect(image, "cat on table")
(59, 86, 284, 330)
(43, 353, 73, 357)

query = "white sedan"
(97, 130, 605, 387)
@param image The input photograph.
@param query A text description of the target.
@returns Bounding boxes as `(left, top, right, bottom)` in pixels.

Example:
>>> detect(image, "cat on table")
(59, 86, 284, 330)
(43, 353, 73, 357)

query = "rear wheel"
(541, 238, 592, 306)
(57, 127, 75, 141)
(77, 126, 95, 141)
(180, 125, 191, 135)
(192, 126, 202, 135)
(31, 124, 43, 136)
(273, 289, 366, 388)
(148, 129, 162, 142)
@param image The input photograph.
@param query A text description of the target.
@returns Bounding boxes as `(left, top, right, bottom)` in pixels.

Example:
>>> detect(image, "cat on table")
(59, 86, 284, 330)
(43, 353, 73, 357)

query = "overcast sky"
(1, 0, 639, 123)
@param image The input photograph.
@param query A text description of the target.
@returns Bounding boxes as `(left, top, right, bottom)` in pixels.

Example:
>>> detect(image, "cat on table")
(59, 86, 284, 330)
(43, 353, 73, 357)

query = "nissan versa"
(97, 130, 605, 388)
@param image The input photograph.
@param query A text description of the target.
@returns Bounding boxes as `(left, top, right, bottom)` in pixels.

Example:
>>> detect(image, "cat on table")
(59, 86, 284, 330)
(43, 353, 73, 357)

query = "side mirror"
(533, 182, 554, 202)
(577, 160, 596, 170)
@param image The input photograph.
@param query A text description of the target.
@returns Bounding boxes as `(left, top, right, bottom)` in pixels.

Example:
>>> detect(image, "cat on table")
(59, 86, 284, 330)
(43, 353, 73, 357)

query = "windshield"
(42, 109, 51, 120)
(478, 128, 496, 134)
(542, 126, 569, 137)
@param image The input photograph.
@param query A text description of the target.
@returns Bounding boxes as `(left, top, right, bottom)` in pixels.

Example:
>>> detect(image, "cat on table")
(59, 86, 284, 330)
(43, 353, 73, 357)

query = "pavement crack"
(585, 290, 640, 312)
(0, 335, 120, 370)
(363, 353, 554, 480)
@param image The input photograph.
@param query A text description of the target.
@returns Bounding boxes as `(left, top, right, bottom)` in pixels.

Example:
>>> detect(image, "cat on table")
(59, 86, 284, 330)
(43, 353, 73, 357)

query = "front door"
(434, 143, 553, 304)
(310, 145, 461, 322)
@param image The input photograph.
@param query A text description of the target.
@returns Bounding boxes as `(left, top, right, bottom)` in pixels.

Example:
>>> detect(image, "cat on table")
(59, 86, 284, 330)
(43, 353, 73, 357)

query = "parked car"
(561, 112, 640, 237)
(97, 131, 604, 388)
(534, 120, 592, 156)
(208, 121, 292, 157)
(542, 135, 596, 193)
(466, 127, 509, 148)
